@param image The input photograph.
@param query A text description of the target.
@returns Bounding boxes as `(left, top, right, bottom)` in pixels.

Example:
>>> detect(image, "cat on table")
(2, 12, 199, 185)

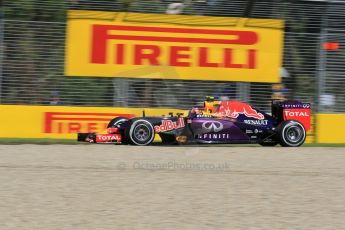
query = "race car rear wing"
(272, 100, 311, 131)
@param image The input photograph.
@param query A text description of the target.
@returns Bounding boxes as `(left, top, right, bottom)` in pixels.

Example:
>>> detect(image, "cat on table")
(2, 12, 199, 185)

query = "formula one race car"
(78, 98, 311, 147)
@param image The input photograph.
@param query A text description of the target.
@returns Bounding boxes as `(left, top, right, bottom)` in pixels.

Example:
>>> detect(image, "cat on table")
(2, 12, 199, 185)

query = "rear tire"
(126, 119, 155, 146)
(278, 120, 306, 147)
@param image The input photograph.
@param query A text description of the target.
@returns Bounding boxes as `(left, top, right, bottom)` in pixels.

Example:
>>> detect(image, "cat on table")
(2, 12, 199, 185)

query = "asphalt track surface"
(0, 145, 344, 230)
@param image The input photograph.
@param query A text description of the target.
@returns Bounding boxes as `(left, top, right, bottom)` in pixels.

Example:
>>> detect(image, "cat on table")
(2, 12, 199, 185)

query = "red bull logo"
(154, 117, 185, 133)
(218, 101, 264, 120)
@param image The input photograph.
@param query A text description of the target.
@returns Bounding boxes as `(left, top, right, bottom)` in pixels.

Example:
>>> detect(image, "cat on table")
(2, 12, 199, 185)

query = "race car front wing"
(78, 128, 122, 144)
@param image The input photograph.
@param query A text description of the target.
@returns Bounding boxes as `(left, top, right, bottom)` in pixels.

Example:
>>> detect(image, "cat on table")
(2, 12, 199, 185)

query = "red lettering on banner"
(170, 46, 190, 67)
(134, 45, 160, 65)
(58, 122, 63, 134)
(90, 24, 259, 69)
(91, 25, 109, 64)
(87, 123, 98, 133)
(199, 47, 219, 67)
(116, 44, 125, 64)
(224, 48, 243, 68)
(68, 123, 82, 133)
(44, 112, 135, 134)
(247, 49, 256, 69)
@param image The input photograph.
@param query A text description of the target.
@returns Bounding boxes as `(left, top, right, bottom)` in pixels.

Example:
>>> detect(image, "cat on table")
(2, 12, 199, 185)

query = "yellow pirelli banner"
(0, 105, 185, 139)
(66, 10, 284, 83)
(0, 105, 344, 143)
(316, 114, 345, 143)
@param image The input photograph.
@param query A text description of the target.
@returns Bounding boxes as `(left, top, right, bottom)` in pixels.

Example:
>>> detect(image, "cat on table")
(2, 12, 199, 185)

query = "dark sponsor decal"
(281, 103, 310, 109)
(202, 121, 223, 132)
(254, 129, 261, 134)
(244, 120, 268, 125)
(197, 133, 231, 141)
(196, 114, 212, 118)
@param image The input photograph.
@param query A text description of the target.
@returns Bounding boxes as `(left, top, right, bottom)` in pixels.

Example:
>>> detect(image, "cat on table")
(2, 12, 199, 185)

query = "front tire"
(278, 120, 306, 147)
(126, 119, 155, 146)
(107, 117, 129, 128)
(107, 117, 129, 144)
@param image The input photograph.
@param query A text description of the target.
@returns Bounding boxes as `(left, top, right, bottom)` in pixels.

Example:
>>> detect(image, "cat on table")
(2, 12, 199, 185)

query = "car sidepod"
(190, 118, 250, 143)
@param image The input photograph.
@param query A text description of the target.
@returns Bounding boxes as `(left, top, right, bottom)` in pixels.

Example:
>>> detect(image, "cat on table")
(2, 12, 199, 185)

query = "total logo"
(283, 108, 311, 131)
(284, 110, 310, 117)
(96, 134, 121, 142)
(202, 121, 223, 132)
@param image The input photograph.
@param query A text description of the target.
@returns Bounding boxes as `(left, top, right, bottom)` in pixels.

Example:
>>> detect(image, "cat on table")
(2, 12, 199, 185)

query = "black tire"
(278, 120, 306, 147)
(107, 117, 129, 144)
(107, 117, 129, 128)
(126, 119, 155, 146)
